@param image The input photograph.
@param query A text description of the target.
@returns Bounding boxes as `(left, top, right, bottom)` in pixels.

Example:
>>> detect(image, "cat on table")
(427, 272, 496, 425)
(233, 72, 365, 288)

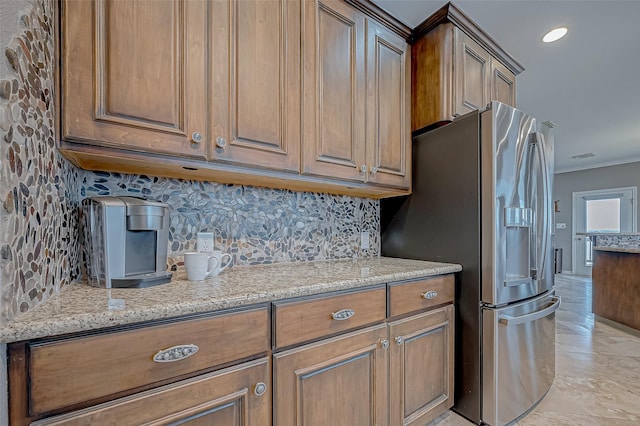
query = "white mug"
(208, 250, 233, 276)
(184, 252, 219, 281)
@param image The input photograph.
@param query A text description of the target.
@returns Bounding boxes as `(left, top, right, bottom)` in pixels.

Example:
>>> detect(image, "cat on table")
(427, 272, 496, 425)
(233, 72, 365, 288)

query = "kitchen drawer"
(31, 358, 271, 426)
(273, 286, 386, 348)
(388, 274, 455, 317)
(28, 306, 270, 416)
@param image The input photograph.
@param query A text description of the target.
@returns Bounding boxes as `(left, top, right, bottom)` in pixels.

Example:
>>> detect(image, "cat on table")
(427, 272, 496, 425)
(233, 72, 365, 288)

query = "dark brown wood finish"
(592, 250, 640, 330)
(28, 307, 269, 415)
(345, 0, 411, 40)
(389, 275, 455, 318)
(273, 324, 388, 426)
(30, 358, 271, 426)
(411, 2, 524, 75)
(8, 343, 31, 426)
(273, 286, 387, 348)
(388, 305, 455, 425)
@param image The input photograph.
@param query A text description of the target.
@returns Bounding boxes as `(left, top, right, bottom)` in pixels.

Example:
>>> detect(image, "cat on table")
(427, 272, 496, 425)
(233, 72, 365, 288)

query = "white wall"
(553, 161, 640, 270)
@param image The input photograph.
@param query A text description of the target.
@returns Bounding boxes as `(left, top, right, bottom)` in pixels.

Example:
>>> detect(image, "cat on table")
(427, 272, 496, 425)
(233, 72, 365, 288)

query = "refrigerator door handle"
(529, 131, 551, 282)
(498, 296, 561, 326)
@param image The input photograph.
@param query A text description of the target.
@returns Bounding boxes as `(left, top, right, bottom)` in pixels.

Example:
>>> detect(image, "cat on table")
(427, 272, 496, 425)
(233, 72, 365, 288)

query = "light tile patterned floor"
(433, 274, 640, 426)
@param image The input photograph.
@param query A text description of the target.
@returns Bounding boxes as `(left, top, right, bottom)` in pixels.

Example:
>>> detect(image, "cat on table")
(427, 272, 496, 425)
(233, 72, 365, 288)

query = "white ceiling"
(373, 0, 640, 173)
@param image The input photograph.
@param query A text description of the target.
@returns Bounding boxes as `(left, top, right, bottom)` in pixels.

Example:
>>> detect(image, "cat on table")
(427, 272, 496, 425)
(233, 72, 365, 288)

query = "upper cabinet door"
(62, 0, 208, 158)
(210, 0, 301, 172)
(491, 59, 517, 107)
(453, 29, 492, 117)
(302, 0, 366, 182)
(365, 20, 411, 189)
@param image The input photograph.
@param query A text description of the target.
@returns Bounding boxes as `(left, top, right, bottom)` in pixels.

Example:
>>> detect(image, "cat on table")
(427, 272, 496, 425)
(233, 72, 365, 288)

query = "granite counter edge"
(0, 264, 462, 343)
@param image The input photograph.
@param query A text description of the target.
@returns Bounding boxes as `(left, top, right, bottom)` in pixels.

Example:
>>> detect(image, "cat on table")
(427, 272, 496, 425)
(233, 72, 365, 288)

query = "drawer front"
(29, 306, 270, 415)
(274, 287, 387, 348)
(31, 358, 271, 426)
(389, 275, 455, 317)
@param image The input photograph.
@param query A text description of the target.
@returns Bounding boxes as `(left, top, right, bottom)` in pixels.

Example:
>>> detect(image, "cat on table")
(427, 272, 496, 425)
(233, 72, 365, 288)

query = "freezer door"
(482, 291, 560, 426)
(481, 102, 555, 306)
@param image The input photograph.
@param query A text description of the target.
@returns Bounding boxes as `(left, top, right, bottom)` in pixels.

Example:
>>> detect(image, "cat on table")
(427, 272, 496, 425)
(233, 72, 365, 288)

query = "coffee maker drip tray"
(111, 271, 173, 288)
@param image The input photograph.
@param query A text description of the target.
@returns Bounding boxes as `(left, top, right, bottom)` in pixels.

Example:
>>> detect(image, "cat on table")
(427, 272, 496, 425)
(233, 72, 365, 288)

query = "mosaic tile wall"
(81, 174, 380, 271)
(594, 235, 640, 249)
(0, 0, 380, 321)
(0, 0, 82, 322)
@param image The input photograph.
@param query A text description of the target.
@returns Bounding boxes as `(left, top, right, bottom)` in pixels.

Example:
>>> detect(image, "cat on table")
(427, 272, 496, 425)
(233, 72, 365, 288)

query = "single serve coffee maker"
(82, 196, 172, 288)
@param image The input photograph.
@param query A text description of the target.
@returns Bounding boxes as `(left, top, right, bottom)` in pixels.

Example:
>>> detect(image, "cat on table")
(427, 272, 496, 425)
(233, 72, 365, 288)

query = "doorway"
(572, 187, 637, 275)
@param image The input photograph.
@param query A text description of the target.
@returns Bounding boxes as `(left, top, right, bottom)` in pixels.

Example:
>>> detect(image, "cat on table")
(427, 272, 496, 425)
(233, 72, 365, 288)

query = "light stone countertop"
(593, 246, 640, 254)
(0, 257, 461, 343)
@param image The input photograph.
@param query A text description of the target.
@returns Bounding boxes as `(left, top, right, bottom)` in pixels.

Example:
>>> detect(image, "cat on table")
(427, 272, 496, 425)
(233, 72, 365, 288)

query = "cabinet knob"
(370, 167, 378, 175)
(359, 164, 367, 173)
(254, 382, 267, 396)
(381, 339, 389, 349)
(394, 336, 403, 345)
(216, 137, 227, 148)
(191, 132, 202, 143)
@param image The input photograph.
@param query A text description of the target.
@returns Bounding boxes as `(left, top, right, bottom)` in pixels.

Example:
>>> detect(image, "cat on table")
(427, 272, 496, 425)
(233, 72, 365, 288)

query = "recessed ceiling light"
(543, 27, 568, 43)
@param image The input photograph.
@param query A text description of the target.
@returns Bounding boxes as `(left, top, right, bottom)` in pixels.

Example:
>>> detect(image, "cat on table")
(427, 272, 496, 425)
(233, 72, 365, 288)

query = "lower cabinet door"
(273, 324, 388, 426)
(388, 305, 454, 426)
(32, 358, 271, 426)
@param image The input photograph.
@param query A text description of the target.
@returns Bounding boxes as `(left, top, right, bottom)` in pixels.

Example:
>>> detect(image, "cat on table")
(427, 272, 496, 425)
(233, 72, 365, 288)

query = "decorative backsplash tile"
(1, 0, 82, 322)
(1, 0, 380, 322)
(81, 173, 380, 269)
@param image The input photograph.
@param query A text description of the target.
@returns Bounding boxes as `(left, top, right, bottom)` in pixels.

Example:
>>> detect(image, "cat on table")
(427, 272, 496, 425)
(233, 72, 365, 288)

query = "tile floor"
(433, 273, 640, 425)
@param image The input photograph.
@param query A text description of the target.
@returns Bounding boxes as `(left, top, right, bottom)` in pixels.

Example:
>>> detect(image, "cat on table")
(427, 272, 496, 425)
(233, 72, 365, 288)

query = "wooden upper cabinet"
(365, 20, 411, 189)
(209, 0, 301, 172)
(62, 0, 208, 158)
(453, 29, 492, 117)
(491, 59, 517, 107)
(302, 0, 411, 188)
(302, 0, 366, 182)
(411, 3, 524, 131)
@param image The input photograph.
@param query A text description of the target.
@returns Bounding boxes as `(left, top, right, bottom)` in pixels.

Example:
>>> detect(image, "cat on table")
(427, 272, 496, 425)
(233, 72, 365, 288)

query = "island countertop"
(0, 257, 461, 343)
(593, 246, 640, 254)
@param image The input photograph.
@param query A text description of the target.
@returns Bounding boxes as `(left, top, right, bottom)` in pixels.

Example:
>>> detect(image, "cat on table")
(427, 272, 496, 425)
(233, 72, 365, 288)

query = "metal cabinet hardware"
(331, 309, 355, 321)
(152, 344, 199, 363)
(359, 164, 367, 173)
(254, 382, 267, 396)
(394, 336, 403, 345)
(381, 339, 389, 349)
(370, 167, 378, 175)
(422, 290, 438, 300)
(191, 132, 202, 143)
(216, 137, 227, 148)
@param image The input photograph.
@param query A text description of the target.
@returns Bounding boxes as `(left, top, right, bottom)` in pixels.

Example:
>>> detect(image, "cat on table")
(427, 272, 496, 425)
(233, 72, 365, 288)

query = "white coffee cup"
(184, 252, 219, 281)
(209, 250, 233, 276)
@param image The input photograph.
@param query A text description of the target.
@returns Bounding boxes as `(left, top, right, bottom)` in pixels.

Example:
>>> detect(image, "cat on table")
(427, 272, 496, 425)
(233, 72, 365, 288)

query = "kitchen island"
(592, 246, 640, 331)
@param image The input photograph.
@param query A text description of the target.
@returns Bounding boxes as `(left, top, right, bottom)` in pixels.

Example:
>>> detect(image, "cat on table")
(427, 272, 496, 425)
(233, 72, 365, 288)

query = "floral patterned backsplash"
(0, 0, 380, 322)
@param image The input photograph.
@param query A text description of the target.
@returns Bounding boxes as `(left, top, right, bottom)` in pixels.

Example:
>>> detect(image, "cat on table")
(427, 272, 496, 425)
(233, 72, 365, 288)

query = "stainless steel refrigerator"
(381, 102, 559, 426)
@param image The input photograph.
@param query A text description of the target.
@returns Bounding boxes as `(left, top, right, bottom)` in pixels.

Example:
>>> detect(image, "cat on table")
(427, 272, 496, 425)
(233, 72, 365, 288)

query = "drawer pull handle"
(254, 382, 267, 396)
(153, 344, 199, 363)
(331, 309, 355, 321)
(395, 336, 403, 345)
(422, 291, 438, 300)
(381, 339, 389, 349)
